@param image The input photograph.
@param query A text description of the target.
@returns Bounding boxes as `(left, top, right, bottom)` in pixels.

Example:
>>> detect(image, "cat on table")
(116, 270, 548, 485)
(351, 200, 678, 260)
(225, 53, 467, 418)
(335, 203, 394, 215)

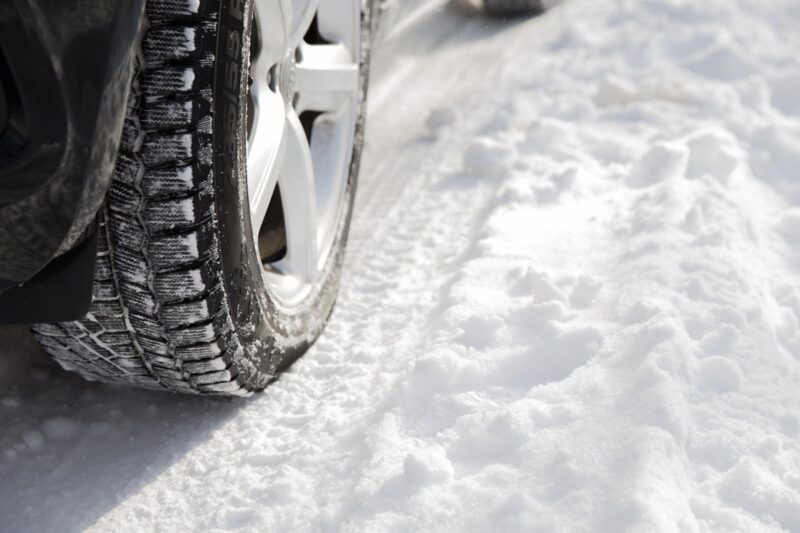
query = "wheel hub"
(272, 53, 297, 108)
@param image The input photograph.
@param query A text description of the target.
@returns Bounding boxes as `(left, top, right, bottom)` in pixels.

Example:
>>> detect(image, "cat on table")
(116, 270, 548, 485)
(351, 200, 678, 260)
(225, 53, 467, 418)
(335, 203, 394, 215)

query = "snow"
(184, 28, 197, 52)
(182, 67, 195, 90)
(2, 0, 800, 531)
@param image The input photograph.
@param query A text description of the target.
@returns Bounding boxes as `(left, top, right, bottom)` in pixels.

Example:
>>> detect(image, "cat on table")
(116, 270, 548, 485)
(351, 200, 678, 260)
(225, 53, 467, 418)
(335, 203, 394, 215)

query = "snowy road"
(3, 0, 800, 531)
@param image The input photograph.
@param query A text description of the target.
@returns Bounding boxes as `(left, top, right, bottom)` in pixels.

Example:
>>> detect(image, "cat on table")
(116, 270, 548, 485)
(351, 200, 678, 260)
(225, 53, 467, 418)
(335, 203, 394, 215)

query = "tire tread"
(32, 0, 255, 396)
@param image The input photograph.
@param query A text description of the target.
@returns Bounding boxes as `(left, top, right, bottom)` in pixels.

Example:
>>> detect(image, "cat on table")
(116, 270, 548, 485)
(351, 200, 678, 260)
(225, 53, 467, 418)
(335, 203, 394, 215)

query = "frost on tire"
(31, 0, 370, 396)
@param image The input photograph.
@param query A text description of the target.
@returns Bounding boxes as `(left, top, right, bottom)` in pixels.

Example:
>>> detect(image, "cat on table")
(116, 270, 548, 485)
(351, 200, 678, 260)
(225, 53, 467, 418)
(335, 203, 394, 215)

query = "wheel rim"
(247, 0, 361, 310)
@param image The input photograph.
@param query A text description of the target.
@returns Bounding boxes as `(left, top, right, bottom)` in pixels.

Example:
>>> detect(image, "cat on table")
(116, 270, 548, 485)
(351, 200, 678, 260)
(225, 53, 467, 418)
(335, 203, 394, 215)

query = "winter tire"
(31, 0, 372, 396)
(484, 0, 550, 17)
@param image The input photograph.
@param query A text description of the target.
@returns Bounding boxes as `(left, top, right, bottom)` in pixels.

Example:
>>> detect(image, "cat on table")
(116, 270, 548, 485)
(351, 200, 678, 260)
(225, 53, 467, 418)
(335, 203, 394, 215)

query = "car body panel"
(0, 0, 145, 288)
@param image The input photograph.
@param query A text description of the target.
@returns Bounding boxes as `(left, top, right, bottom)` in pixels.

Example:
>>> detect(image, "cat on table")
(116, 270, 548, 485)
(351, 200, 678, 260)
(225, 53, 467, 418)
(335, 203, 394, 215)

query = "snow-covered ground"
(3, 0, 800, 530)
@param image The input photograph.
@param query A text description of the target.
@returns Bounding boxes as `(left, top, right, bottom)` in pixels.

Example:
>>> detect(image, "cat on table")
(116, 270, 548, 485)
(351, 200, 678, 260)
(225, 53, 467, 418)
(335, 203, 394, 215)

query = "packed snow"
(2, 0, 800, 531)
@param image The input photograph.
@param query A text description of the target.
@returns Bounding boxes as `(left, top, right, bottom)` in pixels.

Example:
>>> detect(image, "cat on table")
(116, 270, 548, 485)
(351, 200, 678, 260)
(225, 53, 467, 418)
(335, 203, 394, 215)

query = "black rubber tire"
(31, 0, 372, 396)
(484, 0, 549, 16)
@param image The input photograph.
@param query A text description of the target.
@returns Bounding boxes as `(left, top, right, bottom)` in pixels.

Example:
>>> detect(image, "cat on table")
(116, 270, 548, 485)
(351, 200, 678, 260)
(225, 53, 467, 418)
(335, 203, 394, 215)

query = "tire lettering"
(225, 101, 237, 130)
(229, 0, 243, 21)
(227, 29, 240, 59)
(226, 61, 238, 92)
(221, 5, 243, 189)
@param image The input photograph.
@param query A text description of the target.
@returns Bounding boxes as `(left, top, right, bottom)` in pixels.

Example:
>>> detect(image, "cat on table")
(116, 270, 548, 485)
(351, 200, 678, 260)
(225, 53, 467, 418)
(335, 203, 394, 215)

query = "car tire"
(31, 0, 372, 396)
(484, 0, 549, 16)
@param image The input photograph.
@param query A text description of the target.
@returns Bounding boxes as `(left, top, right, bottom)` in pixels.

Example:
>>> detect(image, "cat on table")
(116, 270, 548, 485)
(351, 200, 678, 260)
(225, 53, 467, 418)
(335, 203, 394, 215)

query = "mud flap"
(0, 227, 98, 324)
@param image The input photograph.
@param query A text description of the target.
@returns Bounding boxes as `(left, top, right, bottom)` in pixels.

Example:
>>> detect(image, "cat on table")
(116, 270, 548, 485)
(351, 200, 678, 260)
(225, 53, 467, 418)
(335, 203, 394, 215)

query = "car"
(484, 0, 553, 16)
(0, 0, 546, 396)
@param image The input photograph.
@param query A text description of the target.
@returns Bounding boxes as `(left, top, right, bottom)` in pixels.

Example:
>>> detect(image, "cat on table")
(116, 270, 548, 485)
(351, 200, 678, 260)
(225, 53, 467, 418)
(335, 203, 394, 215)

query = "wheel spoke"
(316, 0, 360, 54)
(289, 0, 319, 49)
(278, 110, 318, 280)
(294, 43, 359, 113)
(247, 89, 287, 235)
(252, 0, 292, 73)
(247, 0, 361, 307)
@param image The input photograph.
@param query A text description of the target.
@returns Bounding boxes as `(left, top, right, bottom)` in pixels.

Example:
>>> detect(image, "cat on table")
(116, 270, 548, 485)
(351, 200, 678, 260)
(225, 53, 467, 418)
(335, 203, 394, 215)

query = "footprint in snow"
(716, 459, 800, 531)
(594, 75, 638, 106)
(500, 322, 604, 389)
(509, 267, 566, 303)
(775, 306, 800, 359)
(698, 323, 741, 357)
(686, 129, 743, 184)
(569, 275, 603, 309)
(682, 41, 759, 81)
(459, 311, 505, 350)
(776, 210, 800, 272)
(463, 137, 515, 178)
(626, 141, 689, 189)
(420, 106, 458, 142)
(695, 356, 743, 394)
(623, 300, 663, 325)
(376, 446, 455, 500)
(535, 167, 578, 205)
(518, 118, 573, 156)
(769, 73, 800, 117)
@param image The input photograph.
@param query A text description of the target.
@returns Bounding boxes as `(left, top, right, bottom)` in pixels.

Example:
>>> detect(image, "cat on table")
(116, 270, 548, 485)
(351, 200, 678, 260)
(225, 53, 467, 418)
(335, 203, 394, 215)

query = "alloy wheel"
(247, 0, 361, 310)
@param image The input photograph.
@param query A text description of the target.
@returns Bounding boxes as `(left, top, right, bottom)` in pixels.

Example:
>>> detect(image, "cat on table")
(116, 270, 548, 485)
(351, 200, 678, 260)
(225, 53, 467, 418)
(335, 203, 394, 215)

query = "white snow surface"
(3, 0, 800, 531)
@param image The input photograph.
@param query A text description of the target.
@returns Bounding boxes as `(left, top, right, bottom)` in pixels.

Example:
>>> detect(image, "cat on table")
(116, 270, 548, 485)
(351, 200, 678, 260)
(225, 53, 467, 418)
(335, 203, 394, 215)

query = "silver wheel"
(248, 0, 361, 310)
